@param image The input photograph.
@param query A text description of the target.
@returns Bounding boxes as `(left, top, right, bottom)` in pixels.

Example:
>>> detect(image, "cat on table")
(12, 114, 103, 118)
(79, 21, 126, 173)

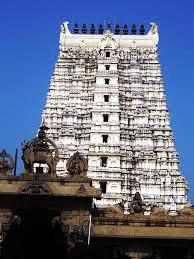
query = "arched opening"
(2, 209, 66, 259)
(159, 247, 187, 259)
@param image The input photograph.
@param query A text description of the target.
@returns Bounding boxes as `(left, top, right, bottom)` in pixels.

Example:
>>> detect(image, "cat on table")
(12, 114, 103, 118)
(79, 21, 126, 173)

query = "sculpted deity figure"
(61, 21, 71, 35)
(149, 22, 158, 35)
(66, 152, 88, 177)
(129, 192, 146, 214)
(147, 22, 159, 47)
(0, 149, 14, 175)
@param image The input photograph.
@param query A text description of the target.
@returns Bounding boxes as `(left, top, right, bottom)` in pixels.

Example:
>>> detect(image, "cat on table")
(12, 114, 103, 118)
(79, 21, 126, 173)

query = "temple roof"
(60, 22, 159, 49)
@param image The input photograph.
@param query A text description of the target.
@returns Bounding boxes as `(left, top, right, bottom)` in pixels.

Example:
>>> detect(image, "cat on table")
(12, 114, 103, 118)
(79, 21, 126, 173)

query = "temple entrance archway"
(2, 209, 66, 259)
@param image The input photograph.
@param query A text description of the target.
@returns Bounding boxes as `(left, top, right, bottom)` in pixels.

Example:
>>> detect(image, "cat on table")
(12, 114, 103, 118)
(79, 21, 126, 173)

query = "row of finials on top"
(72, 23, 146, 35)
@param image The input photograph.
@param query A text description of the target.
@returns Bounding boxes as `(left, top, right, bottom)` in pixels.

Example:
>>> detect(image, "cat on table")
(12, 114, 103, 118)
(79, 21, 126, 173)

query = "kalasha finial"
(38, 124, 49, 139)
(74, 23, 79, 34)
(140, 25, 145, 35)
(90, 24, 95, 34)
(123, 24, 128, 35)
(107, 23, 112, 32)
(82, 24, 87, 34)
(115, 24, 120, 34)
(98, 24, 104, 34)
(131, 24, 137, 35)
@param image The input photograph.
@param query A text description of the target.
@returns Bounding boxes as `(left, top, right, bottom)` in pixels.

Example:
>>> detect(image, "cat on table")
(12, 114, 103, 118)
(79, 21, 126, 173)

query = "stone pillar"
(0, 210, 21, 257)
(0, 222, 7, 257)
(0, 232, 3, 256)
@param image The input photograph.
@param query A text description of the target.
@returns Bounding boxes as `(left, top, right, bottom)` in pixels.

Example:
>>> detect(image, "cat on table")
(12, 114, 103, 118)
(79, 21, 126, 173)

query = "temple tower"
(42, 22, 188, 210)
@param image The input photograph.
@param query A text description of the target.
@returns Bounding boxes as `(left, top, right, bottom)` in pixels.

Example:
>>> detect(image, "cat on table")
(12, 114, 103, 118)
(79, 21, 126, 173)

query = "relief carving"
(66, 152, 88, 177)
(20, 174, 52, 195)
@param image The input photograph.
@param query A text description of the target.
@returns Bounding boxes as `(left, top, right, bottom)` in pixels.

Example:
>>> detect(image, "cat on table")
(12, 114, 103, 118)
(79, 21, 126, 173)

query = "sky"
(0, 0, 194, 202)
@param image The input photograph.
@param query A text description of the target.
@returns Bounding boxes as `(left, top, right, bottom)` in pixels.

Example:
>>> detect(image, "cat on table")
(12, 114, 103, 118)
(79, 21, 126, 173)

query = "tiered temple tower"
(42, 22, 188, 211)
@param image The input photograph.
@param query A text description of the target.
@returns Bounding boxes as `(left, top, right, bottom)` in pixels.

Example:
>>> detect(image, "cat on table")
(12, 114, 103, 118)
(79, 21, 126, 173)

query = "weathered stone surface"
(0, 150, 14, 176)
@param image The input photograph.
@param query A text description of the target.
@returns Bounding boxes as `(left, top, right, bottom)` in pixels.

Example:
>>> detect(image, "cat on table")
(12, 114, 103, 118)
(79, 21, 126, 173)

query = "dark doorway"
(160, 247, 187, 259)
(2, 209, 66, 259)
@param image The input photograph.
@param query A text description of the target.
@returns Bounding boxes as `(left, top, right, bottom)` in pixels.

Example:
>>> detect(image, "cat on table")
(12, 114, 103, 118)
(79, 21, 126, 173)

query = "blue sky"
(0, 0, 194, 202)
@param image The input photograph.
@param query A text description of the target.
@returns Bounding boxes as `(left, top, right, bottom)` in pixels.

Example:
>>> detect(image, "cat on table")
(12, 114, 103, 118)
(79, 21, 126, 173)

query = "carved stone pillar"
(0, 232, 3, 256)
(0, 210, 19, 256)
(0, 210, 21, 256)
(52, 212, 90, 253)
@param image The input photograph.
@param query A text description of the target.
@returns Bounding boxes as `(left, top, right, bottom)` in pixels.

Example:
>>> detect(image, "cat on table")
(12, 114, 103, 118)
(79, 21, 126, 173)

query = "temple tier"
(42, 22, 188, 211)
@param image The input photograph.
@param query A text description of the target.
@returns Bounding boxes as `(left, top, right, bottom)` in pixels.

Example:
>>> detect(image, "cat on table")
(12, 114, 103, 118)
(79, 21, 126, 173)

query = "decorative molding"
(20, 175, 52, 195)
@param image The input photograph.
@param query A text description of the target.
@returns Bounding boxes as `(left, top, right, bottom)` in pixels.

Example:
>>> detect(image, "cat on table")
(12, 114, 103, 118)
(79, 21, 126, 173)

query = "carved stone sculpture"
(178, 205, 194, 217)
(20, 174, 52, 195)
(151, 207, 168, 217)
(52, 216, 89, 252)
(0, 149, 14, 175)
(21, 125, 59, 175)
(128, 192, 146, 214)
(0, 211, 21, 249)
(66, 152, 88, 177)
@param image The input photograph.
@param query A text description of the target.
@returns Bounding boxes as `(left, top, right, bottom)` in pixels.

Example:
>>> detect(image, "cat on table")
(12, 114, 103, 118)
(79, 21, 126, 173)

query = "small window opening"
(105, 78, 110, 85)
(104, 95, 109, 102)
(105, 65, 110, 70)
(101, 157, 108, 167)
(106, 51, 110, 57)
(99, 181, 107, 193)
(102, 135, 108, 143)
(103, 114, 109, 122)
(36, 167, 44, 174)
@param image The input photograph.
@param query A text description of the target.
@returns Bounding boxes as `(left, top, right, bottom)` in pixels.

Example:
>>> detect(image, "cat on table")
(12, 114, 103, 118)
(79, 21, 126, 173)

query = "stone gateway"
(42, 22, 188, 211)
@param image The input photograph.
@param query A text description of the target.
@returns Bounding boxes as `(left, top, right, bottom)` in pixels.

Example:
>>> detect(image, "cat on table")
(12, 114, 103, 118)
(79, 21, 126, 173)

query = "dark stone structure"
(21, 125, 59, 175)
(0, 128, 194, 259)
(0, 149, 14, 175)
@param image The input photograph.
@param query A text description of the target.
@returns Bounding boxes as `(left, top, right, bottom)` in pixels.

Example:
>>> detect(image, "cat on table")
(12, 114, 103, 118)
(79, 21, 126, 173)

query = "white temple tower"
(42, 22, 188, 210)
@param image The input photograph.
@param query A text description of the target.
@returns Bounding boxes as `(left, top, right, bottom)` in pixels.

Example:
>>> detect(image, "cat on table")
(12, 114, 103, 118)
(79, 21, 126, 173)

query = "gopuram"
(0, 23, 194, 259)
(42, 22, 188, 211)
